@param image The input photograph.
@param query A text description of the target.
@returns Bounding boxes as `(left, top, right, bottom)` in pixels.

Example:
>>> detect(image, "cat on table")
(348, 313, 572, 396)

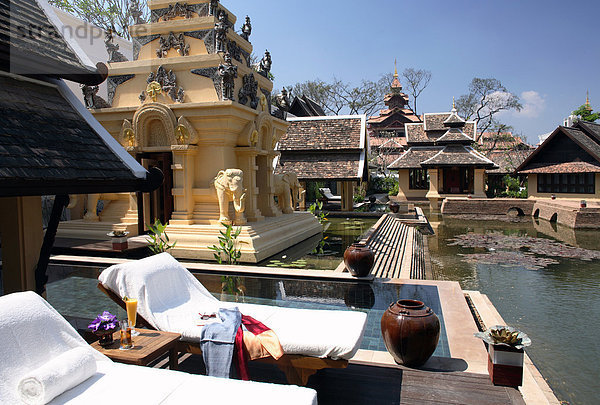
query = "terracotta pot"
(343, 244, 374, 277)
(380, 299, 440, 367)
(389, 202, 400, 213)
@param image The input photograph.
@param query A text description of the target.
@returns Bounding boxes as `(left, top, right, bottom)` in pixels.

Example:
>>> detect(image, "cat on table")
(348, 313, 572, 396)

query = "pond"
(426, 211, 600, 405)
(258, 217, 378, 270)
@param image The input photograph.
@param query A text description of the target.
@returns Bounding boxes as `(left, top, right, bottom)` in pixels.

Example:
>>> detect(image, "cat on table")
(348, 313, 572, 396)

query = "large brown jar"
(343, 243, 375, 277)
(381, 299, 440, 367)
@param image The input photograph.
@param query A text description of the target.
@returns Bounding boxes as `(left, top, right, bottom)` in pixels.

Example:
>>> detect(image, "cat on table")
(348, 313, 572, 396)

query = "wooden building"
(275, 115, 368, 211)
(388, 103, 496, 206)
(517, 121, 600, 200)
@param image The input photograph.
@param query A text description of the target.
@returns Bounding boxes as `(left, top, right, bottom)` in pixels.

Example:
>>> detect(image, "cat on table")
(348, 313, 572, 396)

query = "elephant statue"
(273, 172, 302, 214)
(213, 169, 246, 224)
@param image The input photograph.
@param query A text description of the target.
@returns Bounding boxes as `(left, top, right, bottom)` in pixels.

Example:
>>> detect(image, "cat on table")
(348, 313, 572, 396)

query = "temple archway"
(133, 103, 177, 149)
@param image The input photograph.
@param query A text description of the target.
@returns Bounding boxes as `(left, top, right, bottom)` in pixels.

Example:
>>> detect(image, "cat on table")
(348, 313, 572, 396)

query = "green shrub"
(146, 219, 176, 254)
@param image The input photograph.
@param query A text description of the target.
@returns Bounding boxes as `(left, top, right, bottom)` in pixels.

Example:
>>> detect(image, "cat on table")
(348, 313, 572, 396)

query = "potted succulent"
(107, 230, 129, 251)
(580, 199, 587, 208)
(474, 325, 531, 387)
(88, 311, 119, 347)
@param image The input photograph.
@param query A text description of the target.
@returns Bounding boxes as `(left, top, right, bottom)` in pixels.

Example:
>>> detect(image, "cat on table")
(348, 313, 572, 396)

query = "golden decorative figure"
(123, 128, 136, 147)
(146, 81, 162, 102)
(271, 135, 278, 149)
(175, 124, 189, 144)
(259, 94, 268, 112)
(250, 130, 258, 146)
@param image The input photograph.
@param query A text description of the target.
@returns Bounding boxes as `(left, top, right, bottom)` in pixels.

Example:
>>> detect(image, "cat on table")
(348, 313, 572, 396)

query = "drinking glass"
(125, 298, 140, 336)
(119, 320, 133, 350)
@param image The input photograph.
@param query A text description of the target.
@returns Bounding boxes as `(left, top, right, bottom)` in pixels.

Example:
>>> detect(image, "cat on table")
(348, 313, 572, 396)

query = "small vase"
(95, 330, 116, 347)
(343, 243, 374, 277)
(381, 300, 440, 367)
(389, 202, 400, 213)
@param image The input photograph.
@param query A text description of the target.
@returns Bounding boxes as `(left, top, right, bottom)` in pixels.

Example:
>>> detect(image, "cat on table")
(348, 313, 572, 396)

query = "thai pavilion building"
(517, 120, 600, 200)
(388, 103, 497, 206)
(368, 67, 421, 172)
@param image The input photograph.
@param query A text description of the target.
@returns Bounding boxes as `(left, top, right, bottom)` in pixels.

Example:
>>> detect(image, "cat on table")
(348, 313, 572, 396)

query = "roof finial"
(585, 91, 592, 111)
(394, 59, 398, 78)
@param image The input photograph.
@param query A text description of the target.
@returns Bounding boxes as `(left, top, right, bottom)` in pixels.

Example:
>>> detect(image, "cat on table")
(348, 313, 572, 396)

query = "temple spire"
(394, 59, 398, 78)
(585, 91, 592, 111)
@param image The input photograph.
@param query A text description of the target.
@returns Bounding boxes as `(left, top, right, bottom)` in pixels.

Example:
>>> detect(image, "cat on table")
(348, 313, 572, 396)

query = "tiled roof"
(388, 146, 442, 169)
(485, 150, 532, 174)
(421, 145, 497, 168)
(276, 152, 363, 180)
(1, 0, 101, 83)
(0, 75, 154, 196)
(562, 126, 600, 161)
(577, 121, 600, 145)
(369, 137, 407, 149)
(436, 128, 472, 143)
(368, 108, 421, 125)
(280, 116, 363, 151)
(406, 113, 475, 145)
(423, 113, 448, 131)
(519, 161, 600, 174)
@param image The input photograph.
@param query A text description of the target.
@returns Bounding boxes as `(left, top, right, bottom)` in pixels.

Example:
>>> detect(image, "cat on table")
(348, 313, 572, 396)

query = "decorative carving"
(121, 120, 136, 147)
(152, 3, 207, 22)
(240, 48, 251, 67)
(107, 74, 134, 106)
(274, 87, 291, 111)
(227, 40, 241, 62)
(214, 10, 229, 53)
(132, 103, 178, 148)
(209, 0, 219, 16)
(104, 29, 128, 63)
(261, 89, 272, 114)
(183, 30, 214, 54)
(157, 32, 190, 58)
(240, 16, 252, 41)
(273, 172, 302, 214)
(133, 34, 160, 60)
(250, 130, 258, 146)
(238, 74, 258, 109)
(217, 52, 237, 101)
(255, 50, 272, 78)
(140, 66, 185, 103)
(129, 0, 145, 25)
(213, 168, 246, 224)
(176, 116, 198, 144)
(82, 85, 110, 109)
(190, 67, 221, 99)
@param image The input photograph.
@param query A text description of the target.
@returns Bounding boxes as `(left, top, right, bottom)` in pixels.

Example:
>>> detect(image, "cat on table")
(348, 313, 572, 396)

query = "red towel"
(234, 315, 283, 380)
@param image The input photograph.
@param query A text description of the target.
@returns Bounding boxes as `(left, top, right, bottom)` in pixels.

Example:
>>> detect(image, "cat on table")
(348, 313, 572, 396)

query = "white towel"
(17, 347, 97, 405)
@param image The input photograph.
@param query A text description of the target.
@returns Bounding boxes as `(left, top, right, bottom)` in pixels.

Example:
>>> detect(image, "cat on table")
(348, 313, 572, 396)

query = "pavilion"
(388, 102, 497, 206)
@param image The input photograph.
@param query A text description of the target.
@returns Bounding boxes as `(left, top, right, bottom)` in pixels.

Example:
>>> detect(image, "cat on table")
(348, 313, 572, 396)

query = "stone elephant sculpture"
(273, 172, 302, 214)
(213, 169, 246, 224)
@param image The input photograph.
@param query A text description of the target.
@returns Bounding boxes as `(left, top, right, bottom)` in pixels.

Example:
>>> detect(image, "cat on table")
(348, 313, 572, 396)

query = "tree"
(572, 104, 600, 123)
(455, 78, 522, 143)
(401, 68, 432, 116)
(49, 0, 148, 39)
(287, 75, 390, 117)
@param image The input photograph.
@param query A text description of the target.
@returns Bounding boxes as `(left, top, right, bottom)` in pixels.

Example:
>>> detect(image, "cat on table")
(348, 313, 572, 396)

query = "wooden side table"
(91, 329, 181, 370)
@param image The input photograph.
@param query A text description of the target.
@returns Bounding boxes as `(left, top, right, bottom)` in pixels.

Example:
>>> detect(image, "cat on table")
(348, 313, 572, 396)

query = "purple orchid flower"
(88, 311, 119, 332)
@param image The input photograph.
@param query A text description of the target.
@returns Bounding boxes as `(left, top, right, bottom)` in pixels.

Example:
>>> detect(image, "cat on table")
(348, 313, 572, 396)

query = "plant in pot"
(88, 311, 119, 347)
(107, 230, 129, 251)
(474, 325, 531, 387)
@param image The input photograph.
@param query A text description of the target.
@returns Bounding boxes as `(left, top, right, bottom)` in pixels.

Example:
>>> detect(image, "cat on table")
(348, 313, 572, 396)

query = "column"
(425, 168, 441, 210)
(0, 196, 43, 293)
(341, 181, 354, 211)
(299, 181, 307, 210)
(235, 147, 263, 222)
(170, 145, 198, 225)
(473, 168, 487, 198)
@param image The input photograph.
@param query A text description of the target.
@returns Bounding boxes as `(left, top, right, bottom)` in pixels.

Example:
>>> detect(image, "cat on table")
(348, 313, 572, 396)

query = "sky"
(223, 0, 600, 144)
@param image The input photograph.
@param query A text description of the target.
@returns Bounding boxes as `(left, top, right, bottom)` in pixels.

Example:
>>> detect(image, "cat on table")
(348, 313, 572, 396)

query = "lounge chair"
(318, 187, 341, 203)
(0, 291, 318, 405)
(97, 253, 367, 385)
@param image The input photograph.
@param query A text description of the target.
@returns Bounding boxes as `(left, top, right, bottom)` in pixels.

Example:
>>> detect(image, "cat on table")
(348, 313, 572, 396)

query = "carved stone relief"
(217, 52, 237, 101)
(183, 30, 215, 54)
(255, 50, 271, 78)
(139, 66, 185, 104)
(105, 30, 128, 63)
(151, 2, 207, 22)
(238, 73, 258, 109)
(157, 32, 190, 58)
(120, 119, 136, 147)
(132, 103, 178, 148)
(133, 34, 160, 61)
(260, 89, 272, 114)
(81, 85, 110, 109)
(240, 16, 252, 42)
(176, 116, 198, 144)
(214, 10, 229, 53)
(227, 40, 241, 62)
(107, 74, 135, 106)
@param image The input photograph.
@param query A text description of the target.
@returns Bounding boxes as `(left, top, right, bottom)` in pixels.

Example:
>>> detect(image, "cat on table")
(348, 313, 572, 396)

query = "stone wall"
(440, 197, 535, 216)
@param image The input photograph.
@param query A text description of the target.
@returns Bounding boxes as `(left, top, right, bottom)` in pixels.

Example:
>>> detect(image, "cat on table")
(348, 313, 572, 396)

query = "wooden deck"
(173, 354, 525, 405)
(335, 214, 428, 280)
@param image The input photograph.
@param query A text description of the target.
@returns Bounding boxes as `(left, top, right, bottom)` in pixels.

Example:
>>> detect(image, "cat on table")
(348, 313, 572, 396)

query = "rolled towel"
(17, 347, 97, 405)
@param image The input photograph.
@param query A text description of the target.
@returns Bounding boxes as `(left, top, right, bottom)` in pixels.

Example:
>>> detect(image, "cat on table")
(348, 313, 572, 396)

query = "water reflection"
(426, 211, 600, 405)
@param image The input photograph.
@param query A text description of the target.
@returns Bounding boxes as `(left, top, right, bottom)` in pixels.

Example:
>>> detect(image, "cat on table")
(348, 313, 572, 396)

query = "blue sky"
(224, 0, 599, 144)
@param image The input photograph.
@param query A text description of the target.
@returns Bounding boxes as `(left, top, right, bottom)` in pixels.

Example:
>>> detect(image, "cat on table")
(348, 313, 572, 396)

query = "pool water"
(426, 212, 600, 405)
(259, 217, 378, 270)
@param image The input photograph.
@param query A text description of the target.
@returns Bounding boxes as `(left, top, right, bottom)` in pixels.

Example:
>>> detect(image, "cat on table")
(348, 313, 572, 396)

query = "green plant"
(388, 181, 399, 196)
(499, 175, 527, 198)
(146, 219, 176, 254)
(308, 201, 328, 224)
(208, 222, 246, 265)
(221, 275, 246, 298)
(368, 176, 398, 195)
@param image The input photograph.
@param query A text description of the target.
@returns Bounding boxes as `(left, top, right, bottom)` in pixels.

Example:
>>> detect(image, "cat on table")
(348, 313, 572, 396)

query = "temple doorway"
(442, 167, 473, 194)
(137, 152, 173, 231)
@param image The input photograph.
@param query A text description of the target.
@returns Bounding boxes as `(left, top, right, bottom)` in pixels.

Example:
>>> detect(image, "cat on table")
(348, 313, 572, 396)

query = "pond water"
(426, 211, 600, 405)
(258, 217, 378, 270)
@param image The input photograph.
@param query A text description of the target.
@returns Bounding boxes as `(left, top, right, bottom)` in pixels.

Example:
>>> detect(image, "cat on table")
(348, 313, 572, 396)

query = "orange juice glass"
(125, 298, 139, 336)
